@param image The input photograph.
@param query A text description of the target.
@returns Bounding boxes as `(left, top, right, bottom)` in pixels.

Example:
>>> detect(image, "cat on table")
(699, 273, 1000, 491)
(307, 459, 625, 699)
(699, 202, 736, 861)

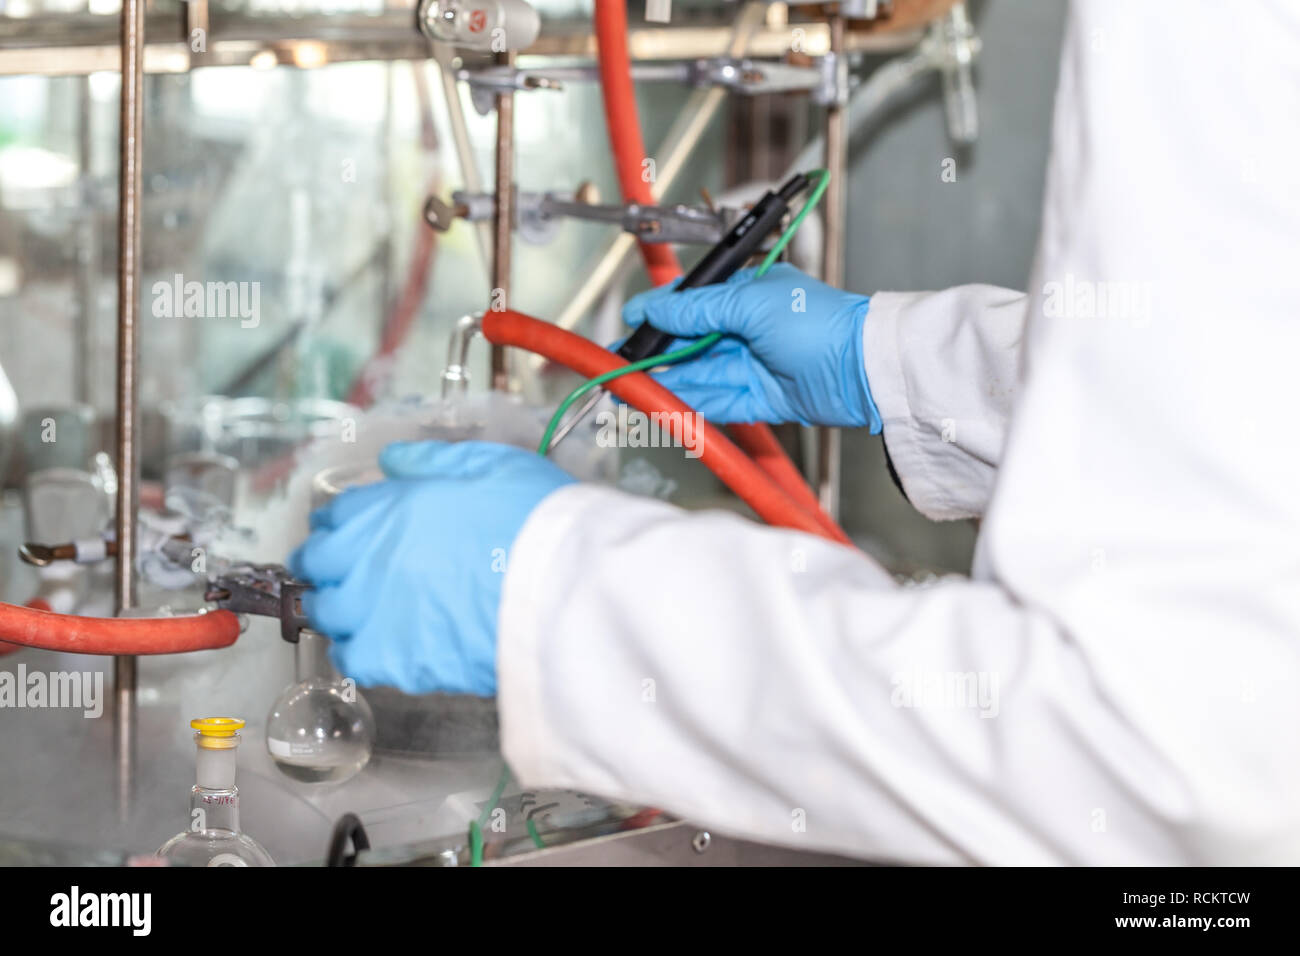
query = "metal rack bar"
(0, 14, 920, 77)
(816, 11, 849, 521)
(490, 48, 516, 392)
(112, 0, 145, 821)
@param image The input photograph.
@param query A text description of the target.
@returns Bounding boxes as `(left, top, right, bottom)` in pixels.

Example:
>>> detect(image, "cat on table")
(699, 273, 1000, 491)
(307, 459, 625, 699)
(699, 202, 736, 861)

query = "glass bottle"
(266, 631, 375, 784)
(157, 717, 275, 867)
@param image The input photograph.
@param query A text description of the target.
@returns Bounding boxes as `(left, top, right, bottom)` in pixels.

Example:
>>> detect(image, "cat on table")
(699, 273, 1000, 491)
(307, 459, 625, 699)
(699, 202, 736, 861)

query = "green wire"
(526, 817, 545, 849)
(468, 763, 547, 863)
(538, 168, 831, 456)
(469, 820, 484, 867)
(753, 167, 831, 275)
(469, 762, 512, 866)
(537, 336, 721, 454)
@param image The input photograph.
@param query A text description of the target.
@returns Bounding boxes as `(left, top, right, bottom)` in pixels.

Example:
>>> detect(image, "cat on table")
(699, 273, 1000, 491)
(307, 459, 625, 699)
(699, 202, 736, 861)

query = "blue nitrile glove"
(620, 262, 881, 432)
(288, 440, 576, 696)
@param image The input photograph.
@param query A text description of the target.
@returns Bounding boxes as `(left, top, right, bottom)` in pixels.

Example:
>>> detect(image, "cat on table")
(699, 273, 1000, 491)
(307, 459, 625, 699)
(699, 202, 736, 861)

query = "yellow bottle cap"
(190, 717, 244, 749)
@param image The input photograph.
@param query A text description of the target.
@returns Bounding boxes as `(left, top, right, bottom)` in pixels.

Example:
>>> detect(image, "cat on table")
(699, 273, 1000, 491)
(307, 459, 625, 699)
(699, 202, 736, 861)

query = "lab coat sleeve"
(863, 286, 1027, 521)
(499, 0, 1300, 865)
(498, 485, 1294, 865)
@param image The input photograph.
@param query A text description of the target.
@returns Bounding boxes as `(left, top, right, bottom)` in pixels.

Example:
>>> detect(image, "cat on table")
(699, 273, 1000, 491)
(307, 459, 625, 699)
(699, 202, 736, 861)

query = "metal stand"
(490, 49, 516, 392)
(113, 0, 145, 821)
(816, 11, 849, 522)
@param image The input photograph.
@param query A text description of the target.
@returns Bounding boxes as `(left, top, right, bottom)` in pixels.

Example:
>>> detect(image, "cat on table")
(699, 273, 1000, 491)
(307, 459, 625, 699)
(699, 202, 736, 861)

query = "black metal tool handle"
(617, 171, 811, 363)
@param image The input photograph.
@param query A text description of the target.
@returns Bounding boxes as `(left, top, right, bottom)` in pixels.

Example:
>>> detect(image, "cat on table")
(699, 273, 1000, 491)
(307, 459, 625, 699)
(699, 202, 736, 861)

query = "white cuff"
(864, 291, 962, 519)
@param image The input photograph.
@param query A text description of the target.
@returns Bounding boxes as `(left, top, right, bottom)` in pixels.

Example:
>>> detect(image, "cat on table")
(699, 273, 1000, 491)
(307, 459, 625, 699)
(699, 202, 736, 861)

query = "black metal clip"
(204, 564, 311, 644)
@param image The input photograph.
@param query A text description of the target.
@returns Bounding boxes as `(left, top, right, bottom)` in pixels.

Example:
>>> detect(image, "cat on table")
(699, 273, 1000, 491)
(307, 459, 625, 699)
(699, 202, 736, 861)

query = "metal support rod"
(0, 16, 922, 79)
(490, 49, 515, 392)
(817, 11, 849, 521)
(113, 0, 145, 820)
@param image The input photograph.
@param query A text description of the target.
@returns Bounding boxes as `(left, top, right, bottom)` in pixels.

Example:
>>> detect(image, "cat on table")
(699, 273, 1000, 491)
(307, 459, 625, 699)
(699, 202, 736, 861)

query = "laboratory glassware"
(156, 717, 275, 867)
(266, 630, 375, 784)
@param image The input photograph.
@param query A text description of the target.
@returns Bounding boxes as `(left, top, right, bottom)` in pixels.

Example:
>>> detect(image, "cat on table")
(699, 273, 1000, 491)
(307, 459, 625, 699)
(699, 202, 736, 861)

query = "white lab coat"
(497, 0, 1300, 864)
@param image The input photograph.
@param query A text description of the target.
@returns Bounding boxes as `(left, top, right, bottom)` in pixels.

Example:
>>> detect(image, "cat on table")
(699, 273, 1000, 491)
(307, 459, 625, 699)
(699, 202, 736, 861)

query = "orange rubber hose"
(484, 309, 851, 545)
(725, 423, 843, 540)
(594, 0, 681, 288)
(0, 598, 49, 656)
(0, 604, 241, 655)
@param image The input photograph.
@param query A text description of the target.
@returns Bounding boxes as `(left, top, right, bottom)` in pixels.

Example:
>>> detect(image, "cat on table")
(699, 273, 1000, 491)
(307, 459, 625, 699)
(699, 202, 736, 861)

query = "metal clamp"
(537, 196, 736, 245)
(455, 53, 850, 113)
(425, 188, 567, 244)
(929, 2, 980, 145)
(204, 564, 310, 644)
(455, 64, 566, 115)
(426, 187, 739, 246)
(689, 56, 847, 105)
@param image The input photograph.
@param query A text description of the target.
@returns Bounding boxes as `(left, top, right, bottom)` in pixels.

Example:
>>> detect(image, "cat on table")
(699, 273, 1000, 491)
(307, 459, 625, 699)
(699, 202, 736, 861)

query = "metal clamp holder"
(456, 64, 566, 115)
(535, 195, 737, 245)
(455, 53, 850, 113)
(205, 564, 310, 644)
(688, 56, 847, 105)
(928, 3, 980, 145)
(426, 187, 739, 246)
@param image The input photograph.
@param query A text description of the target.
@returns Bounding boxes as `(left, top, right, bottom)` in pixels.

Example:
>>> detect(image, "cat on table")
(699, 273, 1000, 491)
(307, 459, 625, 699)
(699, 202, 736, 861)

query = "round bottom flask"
(158, 828, 276, 868)
(266, 631, 375, 783)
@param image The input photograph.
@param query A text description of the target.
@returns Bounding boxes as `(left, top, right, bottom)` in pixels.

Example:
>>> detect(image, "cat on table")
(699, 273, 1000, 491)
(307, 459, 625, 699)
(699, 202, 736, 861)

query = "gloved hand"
(620, 262, 881, 431)
(288, 440, 576, 696)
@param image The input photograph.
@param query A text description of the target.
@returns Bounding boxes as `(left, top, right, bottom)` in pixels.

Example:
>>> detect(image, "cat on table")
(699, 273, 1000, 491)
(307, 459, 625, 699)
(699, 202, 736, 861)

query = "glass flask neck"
(296, 630, 337, 682)
(191, 729, 243, 833)
(188, 783, 241, 834)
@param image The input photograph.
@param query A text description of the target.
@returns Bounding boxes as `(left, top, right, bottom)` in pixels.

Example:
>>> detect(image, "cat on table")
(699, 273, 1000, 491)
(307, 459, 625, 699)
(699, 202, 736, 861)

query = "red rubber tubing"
(727, 426, 821, 523)
(0, 604, 241, 655)
(0, 598, 49, 656)
(725, 422, 844, 540)
(594, 0, 681, 287)
(593, 0, 825, 520)
(484, 309, 851, 545)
